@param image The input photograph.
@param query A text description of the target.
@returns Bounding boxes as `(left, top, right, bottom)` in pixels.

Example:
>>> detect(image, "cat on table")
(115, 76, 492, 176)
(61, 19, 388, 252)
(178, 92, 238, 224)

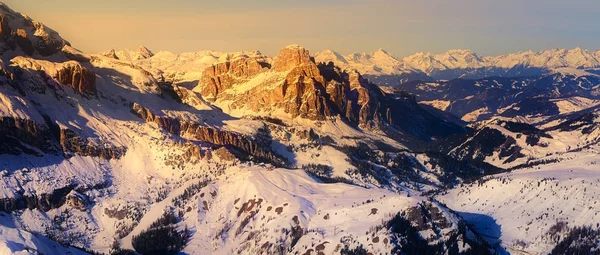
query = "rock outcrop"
(102, 49, 119, 59)
(197, 45, 464, 140)
(132, 103, 285, 166)
(214, 147, 238, 161)
(66, 191, 89, 211)
(0, 115, 125, 159)
(136, 46, 154, 60)
(198, 54, 269, 99)
(273, 45, 313, 72)
(55, 62, 97, 95)
(0, 185, 75, 212)
(0, 116, 55, 154)
(59, 128, 127, 160)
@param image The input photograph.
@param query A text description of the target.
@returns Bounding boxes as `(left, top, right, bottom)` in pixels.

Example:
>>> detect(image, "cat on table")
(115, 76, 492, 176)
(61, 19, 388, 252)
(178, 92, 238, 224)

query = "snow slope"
(440, 153, 600, 254)
(0, 212, 88, 255)
(181, 165, 419, 254)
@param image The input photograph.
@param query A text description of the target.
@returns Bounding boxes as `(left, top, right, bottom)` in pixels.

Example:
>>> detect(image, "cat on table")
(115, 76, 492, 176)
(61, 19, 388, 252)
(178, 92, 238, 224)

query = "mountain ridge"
(314, 47, 600, 81)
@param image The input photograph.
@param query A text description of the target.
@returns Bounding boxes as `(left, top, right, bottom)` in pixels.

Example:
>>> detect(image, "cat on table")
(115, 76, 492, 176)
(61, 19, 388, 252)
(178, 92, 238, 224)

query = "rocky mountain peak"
(0, 3, 70, 57)
(314, 49, 348, 64)
(370, 48, 402, 67)
(373, 48, 392, 57)
(136, 46, 154, 59)
(102, 49, 119, 59)
(195, 45, 462, 139)
(273, 45, 313, 71)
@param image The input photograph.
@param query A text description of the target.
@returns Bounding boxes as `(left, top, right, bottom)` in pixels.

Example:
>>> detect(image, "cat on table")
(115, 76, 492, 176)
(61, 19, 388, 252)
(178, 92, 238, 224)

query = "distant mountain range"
(102, 46, 600, 89)
(314, 47, 600, 82)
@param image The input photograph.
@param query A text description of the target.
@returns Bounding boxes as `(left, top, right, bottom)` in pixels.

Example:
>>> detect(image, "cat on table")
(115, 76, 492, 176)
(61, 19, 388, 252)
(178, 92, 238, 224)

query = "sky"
(4, 0, 600, 57)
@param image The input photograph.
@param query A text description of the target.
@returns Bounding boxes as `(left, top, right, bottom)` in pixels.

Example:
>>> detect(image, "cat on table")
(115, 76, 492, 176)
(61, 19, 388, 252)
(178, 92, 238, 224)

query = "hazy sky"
(5, 0, 600, 57)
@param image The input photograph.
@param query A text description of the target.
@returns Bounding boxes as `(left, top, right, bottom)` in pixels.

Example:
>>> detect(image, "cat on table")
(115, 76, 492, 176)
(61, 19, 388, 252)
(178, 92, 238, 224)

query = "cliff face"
(0, 185, 75, 212)
(132, 103, 285, 166)
(198, 55, 269, 99)
(197, 45, 462, 140)
(197, 46, 339, 121)
(59, 128, 127, 160)
(0, 117, 55, 154)
(196, 45, 383, 124)
(272, 45, 313, 72)
(0, 115, 125, 160)
(55, 62, 97, 95)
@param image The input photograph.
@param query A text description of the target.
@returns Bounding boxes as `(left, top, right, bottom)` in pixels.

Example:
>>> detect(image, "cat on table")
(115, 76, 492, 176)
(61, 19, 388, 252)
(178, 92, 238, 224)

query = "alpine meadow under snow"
(0, 2, 600, 255)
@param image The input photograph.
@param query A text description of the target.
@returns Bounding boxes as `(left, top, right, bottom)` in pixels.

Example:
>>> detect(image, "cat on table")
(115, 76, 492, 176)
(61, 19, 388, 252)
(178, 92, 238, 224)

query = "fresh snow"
(316, 47, 600, 77)
(440, 153, 600, 254)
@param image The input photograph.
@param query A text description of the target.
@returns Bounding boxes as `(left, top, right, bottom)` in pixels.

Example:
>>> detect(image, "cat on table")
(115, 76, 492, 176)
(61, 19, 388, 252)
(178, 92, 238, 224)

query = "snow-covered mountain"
(314, 48, 416, 76)
(316, 47, 600, 82)
(100, 47, 267, 89)
(403, 49, 487, 73)
(105, 46, 600, 95)
(395, 71, 600, 123)
(1, 2, 600, 255)
(313, 49, 434, 85)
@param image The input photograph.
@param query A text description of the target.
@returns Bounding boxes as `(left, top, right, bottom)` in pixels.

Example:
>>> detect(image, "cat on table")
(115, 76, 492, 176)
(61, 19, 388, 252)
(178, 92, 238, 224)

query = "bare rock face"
(199, 55, 269, 99)
(13, 28, 34, 56)
(281, 63, 330, 118)
(0, 117, 55, 154)
(0, 114, 126, 159)
(273, 45, 313, 72)
(132, 103, 286, 166)
(31, 20, 69, 56)
(197, 46, 377, 123)
(66, 191, 89, 211)
(219, 47, 336, 120)
(102, 49, 119, 59)
(214, 147, 238, 161)
(59, 128, 127, 160)
(136, 46, 154, 59)
(197, 45, 463, 139)
(0, 182, 106, 213)
(0, 185, 75, 212)
(55, 62, 97, 95)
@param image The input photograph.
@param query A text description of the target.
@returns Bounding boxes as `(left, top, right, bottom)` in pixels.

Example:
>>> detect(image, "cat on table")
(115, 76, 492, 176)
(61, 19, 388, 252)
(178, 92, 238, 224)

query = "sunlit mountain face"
(0, 2, 599, 255)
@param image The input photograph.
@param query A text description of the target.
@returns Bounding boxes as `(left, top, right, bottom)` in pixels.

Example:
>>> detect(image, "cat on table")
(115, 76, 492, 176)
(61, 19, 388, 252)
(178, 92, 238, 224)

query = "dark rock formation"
(0, 115, 125, 160)
(214, 147, 237, 161)
(132, 103, 285, 166)
(0, 185, 75, 212)
(59, 128, 127, 160)
(55, 62, 96, 95)
(0, 116, 55, 154)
